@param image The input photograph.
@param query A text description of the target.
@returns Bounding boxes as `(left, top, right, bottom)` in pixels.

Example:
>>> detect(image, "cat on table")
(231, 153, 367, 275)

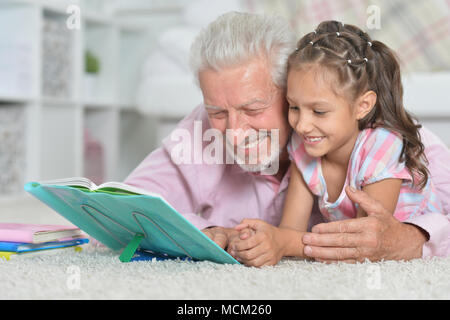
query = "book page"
(40, 177, 163, 201)
(96, 181, 162, 198)
(40, 177, 97, 190)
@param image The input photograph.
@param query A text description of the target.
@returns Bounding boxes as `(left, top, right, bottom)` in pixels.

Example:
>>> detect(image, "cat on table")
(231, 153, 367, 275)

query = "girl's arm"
(277, 161, 314, 257)
(356, 178, 403, 217)
(230, 162, 314, 265)
(279, 162, 315, 231)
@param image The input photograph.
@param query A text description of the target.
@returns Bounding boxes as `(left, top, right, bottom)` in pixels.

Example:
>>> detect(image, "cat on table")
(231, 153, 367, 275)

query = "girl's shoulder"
(356, 127, 404, 159)
(352, 126, 411, 187)
(360, 126, 403, 145)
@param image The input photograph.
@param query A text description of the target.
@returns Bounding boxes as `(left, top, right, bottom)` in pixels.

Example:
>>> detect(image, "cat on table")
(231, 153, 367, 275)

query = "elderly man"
(124, 12, 450, 266)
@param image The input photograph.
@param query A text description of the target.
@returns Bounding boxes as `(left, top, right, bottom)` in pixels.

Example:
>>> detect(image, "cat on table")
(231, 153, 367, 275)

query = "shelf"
(83, 11, 115, 27)
(0, 3, 39, 99)
(21, 0, 79, 13)
(0, 0, 189, 198)
(0, 104, 27, 195)
(118, 103, 137, 111)
(40, 96, 78, 106)
(39, 104, 82, 180)
(118, 28, 149, 107)
(0, 94, 34, 104)
(82, 20, 118, 104)
(112, 1, 188, 15)
(82, 97, 116, 111)
(83, 108, 119, 182)
(41, 9, 77, 100)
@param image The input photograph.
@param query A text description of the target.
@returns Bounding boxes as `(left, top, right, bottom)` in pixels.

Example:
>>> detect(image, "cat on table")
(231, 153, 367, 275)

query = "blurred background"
(0, 0, 449, 203)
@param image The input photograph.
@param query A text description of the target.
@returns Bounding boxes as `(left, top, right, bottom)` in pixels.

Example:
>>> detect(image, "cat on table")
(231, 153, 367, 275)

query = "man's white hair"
(189, 11, 296, 88)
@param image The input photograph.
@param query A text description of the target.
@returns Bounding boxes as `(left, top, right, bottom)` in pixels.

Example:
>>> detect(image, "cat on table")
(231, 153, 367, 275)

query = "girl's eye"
(289, 106, 299, 111)
(313, 110, 327, 115)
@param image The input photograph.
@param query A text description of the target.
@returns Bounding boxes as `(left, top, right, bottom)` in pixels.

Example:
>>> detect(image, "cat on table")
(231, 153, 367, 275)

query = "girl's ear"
(355, 90, 377, 120)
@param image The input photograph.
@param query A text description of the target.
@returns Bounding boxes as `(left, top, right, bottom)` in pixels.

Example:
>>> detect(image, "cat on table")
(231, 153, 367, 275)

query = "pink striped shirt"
(288, 127, 443, 222)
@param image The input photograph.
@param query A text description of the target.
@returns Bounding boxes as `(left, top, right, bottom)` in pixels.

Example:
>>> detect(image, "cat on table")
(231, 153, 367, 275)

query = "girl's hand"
(227, 226, 253, 258)
(229, 219, 285, 267)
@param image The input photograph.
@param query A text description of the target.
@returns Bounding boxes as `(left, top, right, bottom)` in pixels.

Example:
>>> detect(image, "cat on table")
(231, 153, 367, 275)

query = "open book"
(25, 178, 238, 264)
(38, 177, 159, 197)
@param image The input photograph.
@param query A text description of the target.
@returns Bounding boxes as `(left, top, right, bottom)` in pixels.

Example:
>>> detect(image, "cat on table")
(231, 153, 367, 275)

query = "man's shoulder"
(175, 104, 209, 130)
(419, 125, 448, 149)
(161, 104, 210, 150)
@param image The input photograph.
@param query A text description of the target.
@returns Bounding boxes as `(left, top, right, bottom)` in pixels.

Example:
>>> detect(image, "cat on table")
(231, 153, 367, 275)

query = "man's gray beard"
(225, 140, 282, 173)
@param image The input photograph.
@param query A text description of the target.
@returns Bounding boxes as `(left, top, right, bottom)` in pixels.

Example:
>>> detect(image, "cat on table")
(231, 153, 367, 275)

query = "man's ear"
(355, 90, 377, 120)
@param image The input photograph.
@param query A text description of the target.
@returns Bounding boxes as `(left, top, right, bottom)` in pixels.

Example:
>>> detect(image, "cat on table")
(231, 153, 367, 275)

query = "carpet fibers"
(1, 244, 449, 300)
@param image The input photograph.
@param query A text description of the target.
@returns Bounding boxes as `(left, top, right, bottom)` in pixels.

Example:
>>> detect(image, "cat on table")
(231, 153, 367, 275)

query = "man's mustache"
(224, 129, 270, 149)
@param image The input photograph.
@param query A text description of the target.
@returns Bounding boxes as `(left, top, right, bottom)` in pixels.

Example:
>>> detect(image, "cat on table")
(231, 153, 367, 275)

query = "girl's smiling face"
(287, 65, 361, 162)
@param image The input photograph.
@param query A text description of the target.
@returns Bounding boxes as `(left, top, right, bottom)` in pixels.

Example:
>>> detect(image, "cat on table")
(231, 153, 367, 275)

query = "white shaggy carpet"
(1, 196, 450, 300)
(1, 243, 450, 300)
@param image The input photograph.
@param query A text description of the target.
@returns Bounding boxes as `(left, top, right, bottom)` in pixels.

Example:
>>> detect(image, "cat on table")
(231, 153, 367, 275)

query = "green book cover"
(24, 181, 239, 264)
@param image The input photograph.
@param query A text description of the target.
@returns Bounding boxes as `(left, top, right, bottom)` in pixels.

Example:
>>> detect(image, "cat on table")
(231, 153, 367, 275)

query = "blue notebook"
(0, 238, 89, 253)
(24, 180, 239, 264)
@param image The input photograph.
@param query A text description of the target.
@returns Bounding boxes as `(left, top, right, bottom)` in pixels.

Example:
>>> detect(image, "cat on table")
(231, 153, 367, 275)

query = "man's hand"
(202, 226, 237, 250)
(302, 186, 428, 263)
(228, 219, 285, 267)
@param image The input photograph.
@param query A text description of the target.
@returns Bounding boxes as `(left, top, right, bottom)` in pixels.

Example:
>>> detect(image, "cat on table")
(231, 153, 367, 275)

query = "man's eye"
(245, 108, 262, 115)
(289, 106, 299, 111)
(209, 111, 227, 118)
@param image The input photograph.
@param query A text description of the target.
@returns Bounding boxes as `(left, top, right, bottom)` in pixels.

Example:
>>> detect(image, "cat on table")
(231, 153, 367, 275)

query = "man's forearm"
(406, 212, 450, 258)
(387, 222, 427, 260)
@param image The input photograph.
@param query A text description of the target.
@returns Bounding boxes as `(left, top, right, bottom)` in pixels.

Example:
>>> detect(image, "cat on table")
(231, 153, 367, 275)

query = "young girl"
(230, 20, 443, 266)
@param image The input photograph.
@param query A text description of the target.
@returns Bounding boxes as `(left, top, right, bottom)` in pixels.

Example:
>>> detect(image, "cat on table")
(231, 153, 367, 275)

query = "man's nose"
(227, 110, 242, 130)
(226, 111, 251, 146)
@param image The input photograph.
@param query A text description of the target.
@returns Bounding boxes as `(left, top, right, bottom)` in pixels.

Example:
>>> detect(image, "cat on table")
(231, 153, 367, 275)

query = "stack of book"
(0, 223, 89, 261)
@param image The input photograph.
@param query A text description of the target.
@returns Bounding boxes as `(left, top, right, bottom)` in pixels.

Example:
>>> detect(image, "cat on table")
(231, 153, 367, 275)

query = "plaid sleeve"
(356, 128, 413, 187)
